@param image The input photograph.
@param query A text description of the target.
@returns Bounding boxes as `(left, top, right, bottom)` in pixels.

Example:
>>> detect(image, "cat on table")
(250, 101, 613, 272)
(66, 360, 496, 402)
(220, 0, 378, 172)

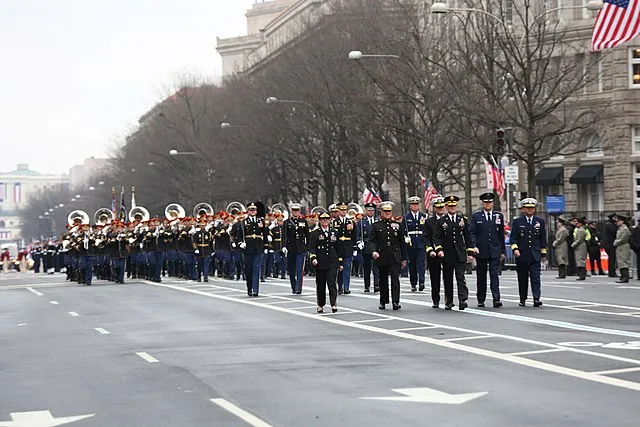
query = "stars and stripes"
(119, 187, 127, 223)
(420, 175, 440, 210)
(485, 160, 505, 197)
(362, 187, 382, 205)
(591, 0, 640, 51)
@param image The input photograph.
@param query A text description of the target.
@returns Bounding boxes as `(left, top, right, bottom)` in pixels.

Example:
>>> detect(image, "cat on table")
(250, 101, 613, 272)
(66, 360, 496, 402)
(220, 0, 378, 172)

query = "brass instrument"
(165, 203, 186, 221)
(310, 206, 328, 216)
(226, 202, 246, 216)
(67, 210, 90, 227)
(346, 202, 364, 220)
(193, 202, 213, 218)
(128, 206, 150, 223)
(94, 208, 114, 226)
(270, 203, 289, 221)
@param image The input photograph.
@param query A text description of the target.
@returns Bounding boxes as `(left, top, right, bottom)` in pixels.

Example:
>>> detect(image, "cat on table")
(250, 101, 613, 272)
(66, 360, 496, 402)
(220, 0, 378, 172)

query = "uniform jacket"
(356, 215, 376, 255)
(269, 224, 284, 251)
(602, 220, 618, 250)
(614, 224, 631, 269)
(403, 211, 428, 249)
(214, 222, 232, 251)
(424, 215, 444, 257)
(509, 215, 548, 263)
(334, 217, 357, 256)
(433, 213, 474, 263)
(192, 229, 213, 257)
(469, 210, 505, 259)
(309, 226, 343, 270)
(572, 226, 588, 267)
(587, 228, 602, 255)
(284, 217, 310, 253)
(370, 219, 407, 267)
(232, 216, 268, 255)
(552, 226, 569, 265)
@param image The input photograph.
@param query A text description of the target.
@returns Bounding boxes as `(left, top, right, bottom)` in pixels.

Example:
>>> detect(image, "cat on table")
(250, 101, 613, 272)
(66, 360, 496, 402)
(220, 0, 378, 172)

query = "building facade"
(0, 164, 70, 242)
(68, 157, 110, 191)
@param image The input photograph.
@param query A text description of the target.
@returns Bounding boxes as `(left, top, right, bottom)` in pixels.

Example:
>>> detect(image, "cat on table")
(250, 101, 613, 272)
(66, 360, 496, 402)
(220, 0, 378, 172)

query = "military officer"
(193, 217, 213, 282)
(614, 214, 631, 283)
(270, 213, 287, 280)
(371, 202, 407, 310)
(335, 202, 356, 294)
(283, 203, 309, 294)
(509, 198, 547, 307)
(425, 196, 446, 307)
(433, 196, 474, 310)
(403, 196, 427, 292)
(309, 212, 343, 313)
(572, 217, 588, 280)
(552, 217, 569, 279)
(602, 213, 619, 278)
(469, 193, 505, 308)
(357, 202, 379, 292)
(232, 202, 268, 296)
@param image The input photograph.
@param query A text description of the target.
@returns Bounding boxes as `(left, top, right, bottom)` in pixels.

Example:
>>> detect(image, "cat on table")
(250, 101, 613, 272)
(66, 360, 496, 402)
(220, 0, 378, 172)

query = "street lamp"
(58, 203, 64, 208)
(221, 122, 248, 129)
(348, 50, 401, 61)
(169, 149, 196, 156)
(98, 181, 105, 186)
(265, 96, 314, 108)
(430, 1, 602, 17)
(75, 194, 81, 199)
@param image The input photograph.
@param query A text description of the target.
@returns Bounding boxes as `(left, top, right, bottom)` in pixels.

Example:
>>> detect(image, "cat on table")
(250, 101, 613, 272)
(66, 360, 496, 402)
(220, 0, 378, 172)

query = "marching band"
(38, 193, 548, 312)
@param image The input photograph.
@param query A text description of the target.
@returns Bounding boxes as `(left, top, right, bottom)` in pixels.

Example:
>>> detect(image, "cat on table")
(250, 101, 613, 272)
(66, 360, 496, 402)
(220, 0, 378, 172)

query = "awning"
(569, 165, 604, 184)
(535, 167, 564, 186)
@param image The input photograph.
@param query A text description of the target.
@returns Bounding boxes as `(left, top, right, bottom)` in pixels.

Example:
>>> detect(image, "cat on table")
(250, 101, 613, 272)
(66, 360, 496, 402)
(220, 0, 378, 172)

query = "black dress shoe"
(477, 302, 485, 308)
(204, 278, 208, 282)
(295, 290, 302, 295)
(493, 301, 503, 308)
(392, 303, 401, 310)
(378, 303, 386, 310)
(253, 292, 259, 297)
(291, 290, 296, 294)
(533, 299, 543, 307)
(445, 303, 454, 310)
(459, 302, 468, 311)
(332, 306, 338, 313)
(197, 278, 202, 282)
(364, 288, 370, 293)
(344, 290, 351, 295)
(411, 286, 417, 292)
(418, 284, 425, 291)
(519, 301, 526, 307)
(374, 288, 379, 293)
(338, 290, 344, 295)
(316, 306, 324, 313)
(432, 303, 439, 308)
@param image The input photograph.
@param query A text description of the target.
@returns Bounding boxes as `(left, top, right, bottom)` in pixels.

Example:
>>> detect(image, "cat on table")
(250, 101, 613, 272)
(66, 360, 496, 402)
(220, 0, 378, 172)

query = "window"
(631, 48, 640, 88)
(635, 165, 640, 215)
(578, 183, 604, 212)
(503, 0, 514, 26)
(585, 133, 604, 157)
(634, 126, 640, 153)
(587, 52, 603, 93)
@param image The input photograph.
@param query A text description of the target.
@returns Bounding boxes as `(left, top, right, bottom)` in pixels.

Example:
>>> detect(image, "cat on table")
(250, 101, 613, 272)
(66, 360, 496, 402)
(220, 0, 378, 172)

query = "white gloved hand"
(267, 235, 273, 243)
(357, 241, 365, 250)
(404, 236, 411, 245)
(269, 249, 274, 253)
(232, 242, 237, 248)
(239, 242, 247, 250)
(353, 250, 358, 257)
(194, 249, 200, 254)
(269, 222, 276, 229)
(264, 249, 268, 254)
(282, 247, 288, 256)
(226, 226, 233, 234)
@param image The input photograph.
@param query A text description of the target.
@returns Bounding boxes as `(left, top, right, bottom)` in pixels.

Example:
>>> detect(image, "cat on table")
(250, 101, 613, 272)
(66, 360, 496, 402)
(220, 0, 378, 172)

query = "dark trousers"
(362, 253, 379, 290)
(82, 256, 94, 285)
(114, 258, 126, 283)
(428, 257, 442, 304)
(516, 261, 542, 302)
(378, 263, 401, 305)
(152, 251, 165, 282)
(407, 247, 426, 287)
(605, 247, 617, 276)
(567, 247, 576, 276)
(287, 252, 306, 292)
(33, 257, 41, 273)
(636, 251, 640, 279)
(244, 253, 263, 294)
(442, 261, 468, 305)
(197, 256, 210, 281)
(589, 250, 603, 274)
(476, 257, 501, 303)
(315, 267, 338, 307)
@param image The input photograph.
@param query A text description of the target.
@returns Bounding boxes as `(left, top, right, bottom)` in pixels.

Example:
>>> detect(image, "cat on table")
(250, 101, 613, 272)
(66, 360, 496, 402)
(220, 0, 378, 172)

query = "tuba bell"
(226, 201, 246, 216)
(165, 203, 186, 220)
(94, 208, 114, 226)
(128, 206, 150, 223)
(270, 203, 289, 221)
(310, 206, 328, 216)
(193, 203, 213, 218)
(68, 210, 90, 227)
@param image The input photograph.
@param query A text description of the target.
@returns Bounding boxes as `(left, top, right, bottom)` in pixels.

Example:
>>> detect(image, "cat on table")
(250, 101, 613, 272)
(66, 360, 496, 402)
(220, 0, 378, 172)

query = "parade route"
(1, 271, 639, 426)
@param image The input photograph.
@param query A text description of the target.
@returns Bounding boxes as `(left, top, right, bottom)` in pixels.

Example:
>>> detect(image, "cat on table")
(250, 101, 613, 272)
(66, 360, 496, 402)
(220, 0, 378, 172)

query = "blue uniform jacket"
(509, 215, 548, 263)
(356, 216, 376, 255)
(469, 210, 506, 259)
(403, 212, 427, 249)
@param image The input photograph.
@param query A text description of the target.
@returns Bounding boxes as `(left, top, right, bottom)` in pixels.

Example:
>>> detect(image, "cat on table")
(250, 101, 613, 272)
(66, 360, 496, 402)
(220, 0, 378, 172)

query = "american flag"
(591, 0, 640, 51)
(420, 175, 440, 210)
(485, 160, 505, 197)
(111, 187, 117, 216)
(119, 187, 127, 222)
(362, 187, 382, 205)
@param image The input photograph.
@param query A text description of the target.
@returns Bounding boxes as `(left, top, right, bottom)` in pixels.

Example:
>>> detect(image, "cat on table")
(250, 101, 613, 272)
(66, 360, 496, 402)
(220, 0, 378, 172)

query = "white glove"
(239, 242, 247, 250)
(194, 249, 200, 254)
(269, 222, 276, 229)
(269, 249, 274, 253)
(264, 249, 268, 254)
(357, 241, 365, 250)
(282, 247, 288, 256)
(226, 226, 233, 234)
(353, 250, 358, 257)
(232, 242, 237, 248)
(267, 235, 273, 243)
(404, 236, 411, 245)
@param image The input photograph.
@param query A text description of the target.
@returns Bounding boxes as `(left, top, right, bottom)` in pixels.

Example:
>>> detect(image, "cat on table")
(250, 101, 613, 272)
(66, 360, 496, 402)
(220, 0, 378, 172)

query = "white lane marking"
(498, 293, 640, 311)
(94, 328, 110, 335)
(544, 284, 584, 289)
(26, 287, 43, 296)
(353, 318, 397, 324)
(360, 386, 488, 404)
(288, 305, 318, 310)
(593, 366, 640, 375)
(49, 301, 59, 305)
(68, 311, 80, 317)
(268, 300, 312, 305)
(2, 283, 68, 291)
(210, 398, 274, 427)
(0, 410, 95, 425)
(394, 326, 440, 332)
(144, 281, 640, 392)
(136, 352, 159, 363)
(616, 286, 640, 289)
(443, 335, 493, 342)
(508, 348, 568, 356)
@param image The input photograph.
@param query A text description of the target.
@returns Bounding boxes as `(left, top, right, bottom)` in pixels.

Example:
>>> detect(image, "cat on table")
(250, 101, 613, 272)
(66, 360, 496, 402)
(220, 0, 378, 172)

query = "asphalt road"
(1, 269, 639, 426)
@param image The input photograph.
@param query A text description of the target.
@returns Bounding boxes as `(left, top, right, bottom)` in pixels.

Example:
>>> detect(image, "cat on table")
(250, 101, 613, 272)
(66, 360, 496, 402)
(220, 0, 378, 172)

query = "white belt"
(408, 231, 423, 235)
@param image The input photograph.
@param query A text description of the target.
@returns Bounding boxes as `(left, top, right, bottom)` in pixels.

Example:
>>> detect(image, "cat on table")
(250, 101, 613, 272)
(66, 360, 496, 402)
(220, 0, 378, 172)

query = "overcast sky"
(0, 0, 256, 175)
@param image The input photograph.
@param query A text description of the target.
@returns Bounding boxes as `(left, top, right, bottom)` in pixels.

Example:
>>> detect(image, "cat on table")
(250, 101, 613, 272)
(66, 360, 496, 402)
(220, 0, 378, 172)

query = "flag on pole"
(131, 186, 137, 209)
(111, 187, 117, 216)
(362, 187, 382, 205)
(119, 187, 127, 222)
(591, 0, 640, 51)
(420, 175, 440, 210)
(485, 160, 505, 197)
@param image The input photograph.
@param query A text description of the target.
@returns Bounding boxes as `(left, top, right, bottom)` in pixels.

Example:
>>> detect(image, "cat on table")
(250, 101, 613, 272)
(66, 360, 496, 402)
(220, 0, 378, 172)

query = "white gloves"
(357, 241, 365, 250)
(239, 242, 247, 250)
(269, 249, 274, 253)
(226, 226, 233, 234)
(404, 236, 411, 245)
(282, 247, 288, 256)
(353, 250, 358, 257)
(232, 242, 237, 248)
(269, 222, 276, 229)
(194, 249, 200, 254)
(267, 235, 273, 243)
(264, 249, 269, 254)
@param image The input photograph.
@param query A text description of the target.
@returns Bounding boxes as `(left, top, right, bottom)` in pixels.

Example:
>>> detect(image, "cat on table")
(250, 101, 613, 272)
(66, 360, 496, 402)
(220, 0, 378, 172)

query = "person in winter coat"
(553, 217, 569, 279)
(572, 217, 588, 280)
(614, 214, 632, 283)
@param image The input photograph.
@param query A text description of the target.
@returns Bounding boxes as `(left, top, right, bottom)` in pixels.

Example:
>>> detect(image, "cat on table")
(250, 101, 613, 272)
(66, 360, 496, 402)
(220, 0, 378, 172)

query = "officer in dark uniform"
(357, 202, 378, 292)
(32, 243, 43, 273)
(283, 203, 309, 294)
(371, 202, 407, 310)
(233, 202, 268, 296)
(425, 196, 446, 307)
(270, 213, 287, 279)
(403, 196, 427, 292)
(602, 213, 618, 277)
(509, 197, 547, 307)
(433, 196, 474, 310)
(469, 193, 506, 308)
(193, 217, 213, 282)
(334, 202, 356, 294)
(309, 212, 344, 313)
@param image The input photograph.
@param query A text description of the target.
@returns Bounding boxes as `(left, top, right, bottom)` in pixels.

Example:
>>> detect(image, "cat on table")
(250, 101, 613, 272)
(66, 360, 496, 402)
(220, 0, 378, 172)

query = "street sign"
(545, 195, 566, 214)
(504, 165, 518, 184)
(359, 387, 488, 404)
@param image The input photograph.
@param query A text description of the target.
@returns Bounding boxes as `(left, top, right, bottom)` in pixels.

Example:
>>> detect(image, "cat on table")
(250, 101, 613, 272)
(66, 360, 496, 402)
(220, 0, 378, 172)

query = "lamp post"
(265, 96, 314, 109)
(169, 149, 196, 156)
(221, 122, 248, 130)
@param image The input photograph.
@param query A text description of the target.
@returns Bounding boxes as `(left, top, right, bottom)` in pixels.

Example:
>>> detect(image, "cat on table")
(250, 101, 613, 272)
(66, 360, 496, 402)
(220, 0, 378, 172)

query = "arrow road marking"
(360, 387, 488, 405)
(0, 410, 94, 426)
(210, 398, 274, 427)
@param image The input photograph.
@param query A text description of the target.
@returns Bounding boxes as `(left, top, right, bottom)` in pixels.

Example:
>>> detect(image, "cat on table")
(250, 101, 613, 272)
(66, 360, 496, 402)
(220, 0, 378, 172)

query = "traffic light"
(495, 128, 506, 156)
